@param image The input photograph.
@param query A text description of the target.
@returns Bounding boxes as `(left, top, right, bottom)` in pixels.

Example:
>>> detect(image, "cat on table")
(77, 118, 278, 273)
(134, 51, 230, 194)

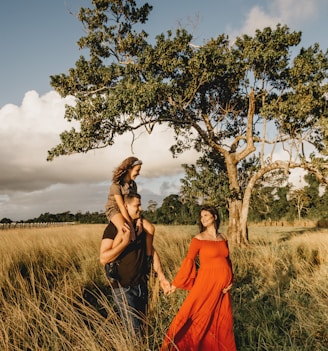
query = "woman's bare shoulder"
(218, 232, 228, 241)
(194, 232, 206, 240)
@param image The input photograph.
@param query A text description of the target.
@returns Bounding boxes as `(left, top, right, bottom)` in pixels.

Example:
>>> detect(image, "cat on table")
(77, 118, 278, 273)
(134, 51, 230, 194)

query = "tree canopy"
(49, 0, 328, 244)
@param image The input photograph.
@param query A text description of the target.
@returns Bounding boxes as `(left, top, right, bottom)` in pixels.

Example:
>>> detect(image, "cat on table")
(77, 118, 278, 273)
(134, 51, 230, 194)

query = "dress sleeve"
(172, 238, 200, 290)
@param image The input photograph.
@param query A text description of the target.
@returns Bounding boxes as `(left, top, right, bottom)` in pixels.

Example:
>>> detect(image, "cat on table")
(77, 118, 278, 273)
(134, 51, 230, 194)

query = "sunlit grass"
(0, 224, 327, 350)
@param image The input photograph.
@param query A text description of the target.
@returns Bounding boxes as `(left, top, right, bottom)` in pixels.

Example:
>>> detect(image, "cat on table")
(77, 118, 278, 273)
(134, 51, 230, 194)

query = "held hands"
(162, 283, 232, 296)
(160, 278, 172, 295)
(162, 282, 232, 296)
(157, 274, 173, 295)
(163, 283, 176, 296)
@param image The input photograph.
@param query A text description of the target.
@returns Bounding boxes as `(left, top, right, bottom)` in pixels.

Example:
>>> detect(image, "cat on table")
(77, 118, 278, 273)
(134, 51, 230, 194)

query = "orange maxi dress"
(161, 238, 237, 351)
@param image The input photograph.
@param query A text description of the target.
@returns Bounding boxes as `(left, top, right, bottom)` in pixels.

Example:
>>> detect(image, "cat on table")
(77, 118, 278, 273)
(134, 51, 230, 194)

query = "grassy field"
(0, 224, 327, 350)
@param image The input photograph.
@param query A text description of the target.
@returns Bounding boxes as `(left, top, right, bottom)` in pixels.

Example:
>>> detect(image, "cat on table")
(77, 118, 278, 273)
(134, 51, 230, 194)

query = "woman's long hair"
(198, 205, 220, 232)
(112, 156, 142, 184)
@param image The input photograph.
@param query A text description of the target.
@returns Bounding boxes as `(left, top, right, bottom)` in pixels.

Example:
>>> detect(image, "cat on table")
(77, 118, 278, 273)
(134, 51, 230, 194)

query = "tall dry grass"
(231, 226, 328, 350)
(0, 224, 327, 350)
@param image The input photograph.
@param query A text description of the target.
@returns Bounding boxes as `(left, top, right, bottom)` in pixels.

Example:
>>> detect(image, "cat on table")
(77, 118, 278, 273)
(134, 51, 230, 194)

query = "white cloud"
(273, 0, 317, 23)
(229, 0, 320, 39)
(241, 6, 279, 35)
(0, 90, 198, 190)
(0, 90, 198, 220)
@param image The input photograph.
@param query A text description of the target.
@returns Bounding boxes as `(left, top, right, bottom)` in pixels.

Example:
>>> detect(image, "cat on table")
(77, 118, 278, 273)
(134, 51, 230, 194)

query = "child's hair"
(198, 205, 220, 232)
(112, 157, 143, 184)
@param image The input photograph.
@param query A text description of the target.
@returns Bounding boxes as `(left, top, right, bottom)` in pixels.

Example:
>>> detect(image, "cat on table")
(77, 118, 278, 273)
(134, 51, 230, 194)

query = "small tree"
(147, 200, 158, 212)
(289, 188, 311, 221)
(158, 194, 183, 224)
(0, 218, 12, 224)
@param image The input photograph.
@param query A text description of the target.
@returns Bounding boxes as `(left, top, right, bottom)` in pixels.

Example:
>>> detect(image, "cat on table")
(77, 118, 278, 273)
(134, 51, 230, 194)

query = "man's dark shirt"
(102, 222, 148, 288)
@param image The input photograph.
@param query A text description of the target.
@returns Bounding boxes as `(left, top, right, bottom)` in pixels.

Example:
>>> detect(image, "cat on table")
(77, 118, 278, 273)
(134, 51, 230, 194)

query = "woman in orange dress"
(161, 205, 237, 351)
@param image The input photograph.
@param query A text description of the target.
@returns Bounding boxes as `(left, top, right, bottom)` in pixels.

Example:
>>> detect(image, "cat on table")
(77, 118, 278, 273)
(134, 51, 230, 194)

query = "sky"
(1, 0, 328, 221)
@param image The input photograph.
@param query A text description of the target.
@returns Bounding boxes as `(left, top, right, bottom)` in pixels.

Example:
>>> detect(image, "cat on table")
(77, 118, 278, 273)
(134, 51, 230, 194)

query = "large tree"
(49, 0, 328, 244)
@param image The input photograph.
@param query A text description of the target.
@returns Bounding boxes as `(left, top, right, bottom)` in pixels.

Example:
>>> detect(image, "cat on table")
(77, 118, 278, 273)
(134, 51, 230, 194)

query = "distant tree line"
(142, 169, 328, 226)
(1, 169, 327, 226)
(247, 173, 328, 223)
(0, 211, 107, 225)
(142, 180, 328, 227)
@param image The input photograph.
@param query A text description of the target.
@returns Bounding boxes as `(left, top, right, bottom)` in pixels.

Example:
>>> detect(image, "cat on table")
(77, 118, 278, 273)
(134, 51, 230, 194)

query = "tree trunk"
(224, 154, 250, 246)
(226, 198, 246, 245)
(222, 90, 256, 245)
(239, 175, 257, 245)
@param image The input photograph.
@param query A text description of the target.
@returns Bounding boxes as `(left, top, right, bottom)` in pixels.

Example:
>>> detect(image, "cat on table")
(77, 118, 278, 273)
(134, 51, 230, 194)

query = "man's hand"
(135, 218, 143, 236)
(121, 223, 132, 245)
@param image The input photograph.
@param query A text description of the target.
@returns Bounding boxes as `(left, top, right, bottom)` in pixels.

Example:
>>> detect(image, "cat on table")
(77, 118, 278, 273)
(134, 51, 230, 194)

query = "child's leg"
(143, 218, 154, 256)
(110, 212, 126, 232)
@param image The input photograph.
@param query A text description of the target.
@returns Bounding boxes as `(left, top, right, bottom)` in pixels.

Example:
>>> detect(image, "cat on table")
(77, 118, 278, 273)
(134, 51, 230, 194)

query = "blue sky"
(1, 0, 327, 221)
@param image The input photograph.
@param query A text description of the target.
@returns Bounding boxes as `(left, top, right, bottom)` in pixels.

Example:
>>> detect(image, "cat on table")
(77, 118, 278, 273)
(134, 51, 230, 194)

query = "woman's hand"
(222, 283, 233, 294)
